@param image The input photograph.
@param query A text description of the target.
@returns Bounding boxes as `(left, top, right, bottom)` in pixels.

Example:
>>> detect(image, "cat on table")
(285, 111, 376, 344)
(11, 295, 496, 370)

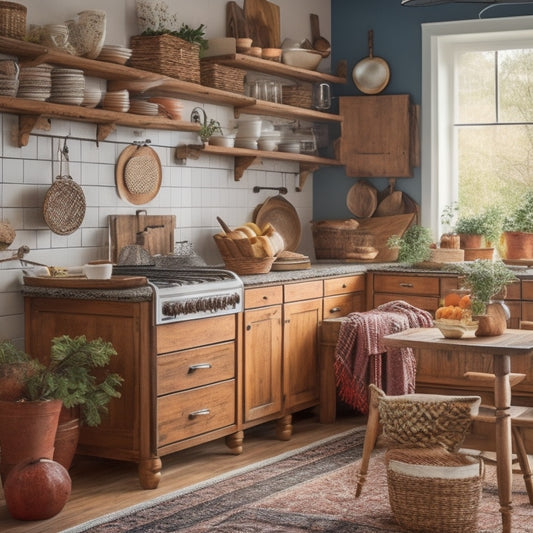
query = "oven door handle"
(188, 363, 212, 373)
(188, 408, 210, 419)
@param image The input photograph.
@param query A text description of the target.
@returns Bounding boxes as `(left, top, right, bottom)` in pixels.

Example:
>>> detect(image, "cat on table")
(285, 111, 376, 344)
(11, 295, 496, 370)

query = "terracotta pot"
(0, 399, 62, 485)
(459, 233, 483, 249)
(439, 233, 460, 249)
(475, 301, 508, 337)
(53, 417, 80, 470)
(501, 231, 533, 259)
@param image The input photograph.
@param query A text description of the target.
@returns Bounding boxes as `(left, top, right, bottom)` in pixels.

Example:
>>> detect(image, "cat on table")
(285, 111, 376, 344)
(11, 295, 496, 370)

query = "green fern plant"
(0, 336, 123, 427)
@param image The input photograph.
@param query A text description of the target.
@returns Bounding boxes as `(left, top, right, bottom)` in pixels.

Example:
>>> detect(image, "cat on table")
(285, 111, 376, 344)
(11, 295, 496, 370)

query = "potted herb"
(387, 225, 434, 265)
(439, 202, 460, 249)
(450, 260, 517, 336)
(500, 191, 533, 259)
(0, 335, 123, 480)
(199, 118, 223, 144)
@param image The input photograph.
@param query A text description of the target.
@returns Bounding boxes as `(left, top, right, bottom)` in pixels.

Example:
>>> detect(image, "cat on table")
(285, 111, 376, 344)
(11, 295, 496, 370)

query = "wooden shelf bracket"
(235, 156, 259, 181)
(96, 123, 116, 144)
(298, 163, 320, 191)
(17, 114, 50, 147)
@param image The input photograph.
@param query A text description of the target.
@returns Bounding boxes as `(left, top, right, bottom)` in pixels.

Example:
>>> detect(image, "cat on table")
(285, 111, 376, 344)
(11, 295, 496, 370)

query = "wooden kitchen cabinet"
(323, 274, 366, 319)
(242, 285, 283, 425)
(24, 295, 242, 490)
(339, 94, 419, 178)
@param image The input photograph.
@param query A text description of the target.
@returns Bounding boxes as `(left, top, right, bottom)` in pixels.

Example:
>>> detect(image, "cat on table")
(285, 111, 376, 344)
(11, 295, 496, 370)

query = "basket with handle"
(0, 2, 26, 40)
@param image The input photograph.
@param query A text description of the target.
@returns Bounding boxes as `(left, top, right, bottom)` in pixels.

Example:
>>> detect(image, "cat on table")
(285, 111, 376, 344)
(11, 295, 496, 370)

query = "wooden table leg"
(493, 354, 513, 533)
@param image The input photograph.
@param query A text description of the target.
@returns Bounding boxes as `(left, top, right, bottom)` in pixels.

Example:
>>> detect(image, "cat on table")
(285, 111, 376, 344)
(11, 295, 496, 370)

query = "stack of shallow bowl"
(49, 68, 85, 105)
(129, 99, 159, 116)
(97, 45, 132, 65)
(147, 97, 183, 120)
(235, 117, 262, 150)
(0, 54, 19, 97)
(17, 64, 53, 101)
(101, 89, 129, 112)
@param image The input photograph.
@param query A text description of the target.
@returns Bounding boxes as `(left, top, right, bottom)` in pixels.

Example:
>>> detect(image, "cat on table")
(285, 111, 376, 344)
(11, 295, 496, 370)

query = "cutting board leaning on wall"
(243, 0, 281, 48)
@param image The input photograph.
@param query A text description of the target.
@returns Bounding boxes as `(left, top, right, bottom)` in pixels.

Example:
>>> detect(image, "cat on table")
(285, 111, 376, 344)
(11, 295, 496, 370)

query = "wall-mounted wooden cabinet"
(338, 94, 420, 178)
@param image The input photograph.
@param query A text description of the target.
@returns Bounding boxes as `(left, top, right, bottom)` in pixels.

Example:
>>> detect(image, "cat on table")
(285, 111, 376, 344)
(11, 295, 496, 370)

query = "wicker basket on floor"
(386, 447, 483, 533)
(129, 34, 200, 84)
(0, 1, 26, 39)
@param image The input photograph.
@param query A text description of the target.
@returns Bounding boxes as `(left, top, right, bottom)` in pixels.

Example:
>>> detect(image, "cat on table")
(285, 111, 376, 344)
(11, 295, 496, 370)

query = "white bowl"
(258, 139, 278, 151)
(282, 49, 322, 70)
(278, 142, 300, 153)
(236, 119, 262, 139)
(209, 135, 235, 148)
(83, 262, 113, 279)
(235, 139, 258, 150)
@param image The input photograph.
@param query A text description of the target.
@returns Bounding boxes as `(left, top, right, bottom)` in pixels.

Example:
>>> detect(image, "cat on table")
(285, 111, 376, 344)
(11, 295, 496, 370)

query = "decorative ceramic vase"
(0, 399, 62, 485)
(475, 301, 509, 337)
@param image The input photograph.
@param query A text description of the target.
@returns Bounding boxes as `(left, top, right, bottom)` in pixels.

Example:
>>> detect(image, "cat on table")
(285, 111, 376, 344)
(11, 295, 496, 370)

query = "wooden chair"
(463, 371, 533, 505)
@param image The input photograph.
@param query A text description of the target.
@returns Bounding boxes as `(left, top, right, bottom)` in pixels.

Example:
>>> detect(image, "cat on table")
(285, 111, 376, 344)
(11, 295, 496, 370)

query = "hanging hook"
(190, 107, 207, 126)
(62, 135, 70, 161)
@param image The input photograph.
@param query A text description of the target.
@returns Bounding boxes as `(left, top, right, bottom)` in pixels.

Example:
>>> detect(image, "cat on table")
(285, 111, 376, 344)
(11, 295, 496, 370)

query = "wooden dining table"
(383, 327, 533, 533)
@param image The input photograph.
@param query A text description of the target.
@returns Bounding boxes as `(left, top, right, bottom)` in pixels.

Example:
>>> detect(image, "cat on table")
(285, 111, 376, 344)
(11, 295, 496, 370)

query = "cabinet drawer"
(157, 341, 235, 395)
(324, 275, 365, 296)
(323, 294, 364, 319)
(284, 280, 323, 302)
(373, 274, 440, 295)
(373, 293, 440, 313)
(157, 380, 235, 446)
(522, 280, 533, 300)
(156, 314, 235, 354)
(506, 280, 521, 299)
(245, 285, 283, 309)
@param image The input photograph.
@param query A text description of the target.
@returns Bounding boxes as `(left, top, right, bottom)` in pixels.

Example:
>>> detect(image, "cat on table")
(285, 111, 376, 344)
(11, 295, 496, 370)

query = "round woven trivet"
(115, 145, 162, 205)
(43, 176, 86, 235)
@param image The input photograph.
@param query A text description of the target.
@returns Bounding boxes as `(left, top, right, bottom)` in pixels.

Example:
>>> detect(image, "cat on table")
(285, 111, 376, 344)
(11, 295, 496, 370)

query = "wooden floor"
(0, 409, 364, 532)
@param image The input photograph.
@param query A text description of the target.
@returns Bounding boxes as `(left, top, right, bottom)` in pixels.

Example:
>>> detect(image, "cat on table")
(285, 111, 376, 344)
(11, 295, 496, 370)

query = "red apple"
(3, 458, 72, 521)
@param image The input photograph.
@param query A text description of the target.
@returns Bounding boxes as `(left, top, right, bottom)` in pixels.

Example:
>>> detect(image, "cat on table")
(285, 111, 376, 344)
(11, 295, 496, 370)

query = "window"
(421, 16, 533, 236)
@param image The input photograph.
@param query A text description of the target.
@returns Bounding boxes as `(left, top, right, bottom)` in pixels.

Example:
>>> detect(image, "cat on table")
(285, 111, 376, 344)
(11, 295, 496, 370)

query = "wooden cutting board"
(109, 213, 175, 262)
(244, 0, 281, 48)
(226, 1, 250, 38)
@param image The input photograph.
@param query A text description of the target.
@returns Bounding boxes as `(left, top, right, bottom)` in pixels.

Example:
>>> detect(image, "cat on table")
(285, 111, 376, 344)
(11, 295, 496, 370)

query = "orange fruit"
(459, 294, 471, 309)
(444, 292, 461, 306)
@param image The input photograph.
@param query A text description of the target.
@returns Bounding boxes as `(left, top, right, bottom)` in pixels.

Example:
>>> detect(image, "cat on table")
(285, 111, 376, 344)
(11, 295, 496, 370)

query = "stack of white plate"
(102, 89, 129, 112)
(97, 45, 132, 65)
(17, 64, 53, 101)
(129, 99, 159, 116)
(147, 97, 183, 120)
(235, 118, 262, 149)
(50, 68, 85, 105)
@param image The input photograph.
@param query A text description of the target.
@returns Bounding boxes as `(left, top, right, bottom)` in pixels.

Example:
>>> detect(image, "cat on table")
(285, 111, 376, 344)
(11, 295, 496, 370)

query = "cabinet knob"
(330, 307, 341, 313)
(262, 295, 268, 300)
(246, 324, 251, 331)
(342, 283, 347, 289)
(399, 283, 414, 288)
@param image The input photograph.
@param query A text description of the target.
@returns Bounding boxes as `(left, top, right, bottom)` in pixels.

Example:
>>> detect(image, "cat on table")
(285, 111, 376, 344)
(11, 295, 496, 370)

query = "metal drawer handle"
(188, 408, 210, 419)
(330, 307, 341, 313)
(399, 283, 414, 288)
(188, 363, 212, 373)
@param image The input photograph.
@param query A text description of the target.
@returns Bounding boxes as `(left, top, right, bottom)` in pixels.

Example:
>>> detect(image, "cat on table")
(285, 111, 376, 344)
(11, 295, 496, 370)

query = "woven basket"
(311, 221, 374, 259)
(282, 84, 312, 109)
(386, 448, 483, 533)
(0, 1, 26, 40)
(224, 256, 275, 275)
(129, 34, 200, 84)
(43, 177, 86, 235)
(200, 60, 245, 94)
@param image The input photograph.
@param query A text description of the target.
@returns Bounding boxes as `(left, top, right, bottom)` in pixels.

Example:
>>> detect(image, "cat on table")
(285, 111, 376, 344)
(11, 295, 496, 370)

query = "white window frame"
(421, 15, 533, 237)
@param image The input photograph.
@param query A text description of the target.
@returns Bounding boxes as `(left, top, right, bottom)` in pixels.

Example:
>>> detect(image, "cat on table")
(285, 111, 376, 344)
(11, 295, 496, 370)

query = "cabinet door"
(243, 305, 283, 422)
(283, 298, 323, 412)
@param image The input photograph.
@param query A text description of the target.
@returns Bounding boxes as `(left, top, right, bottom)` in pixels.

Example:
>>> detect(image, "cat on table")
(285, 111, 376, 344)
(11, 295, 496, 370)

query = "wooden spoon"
(310, 14, 331, 58)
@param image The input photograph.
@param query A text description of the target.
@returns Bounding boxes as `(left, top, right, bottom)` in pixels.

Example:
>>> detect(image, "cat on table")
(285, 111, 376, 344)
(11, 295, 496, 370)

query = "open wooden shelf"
(175, 144, 342, 190)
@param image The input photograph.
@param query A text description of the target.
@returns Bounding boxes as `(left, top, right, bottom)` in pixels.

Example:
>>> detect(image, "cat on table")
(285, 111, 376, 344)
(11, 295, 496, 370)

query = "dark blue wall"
(313, 0, 533, 221)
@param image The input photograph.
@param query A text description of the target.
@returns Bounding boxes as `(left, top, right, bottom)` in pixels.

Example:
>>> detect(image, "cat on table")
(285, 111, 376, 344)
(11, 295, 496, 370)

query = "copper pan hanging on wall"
(352, 29, 390, 95)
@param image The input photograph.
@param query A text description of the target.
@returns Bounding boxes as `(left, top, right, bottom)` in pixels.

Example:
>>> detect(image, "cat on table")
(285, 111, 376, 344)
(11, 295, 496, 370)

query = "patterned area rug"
(65, 427, 533, 532)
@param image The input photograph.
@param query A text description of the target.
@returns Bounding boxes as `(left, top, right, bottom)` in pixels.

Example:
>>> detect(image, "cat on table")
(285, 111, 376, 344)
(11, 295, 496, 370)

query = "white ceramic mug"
(83, 262, 113, 280)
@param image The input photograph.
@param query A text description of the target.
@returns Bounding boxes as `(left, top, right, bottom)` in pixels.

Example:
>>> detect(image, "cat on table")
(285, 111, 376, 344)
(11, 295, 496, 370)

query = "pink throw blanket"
(334, 300, 433, 414)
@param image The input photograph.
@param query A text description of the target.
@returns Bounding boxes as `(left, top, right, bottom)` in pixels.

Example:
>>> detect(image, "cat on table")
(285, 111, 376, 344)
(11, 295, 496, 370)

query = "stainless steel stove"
(113, 266, 243, 324)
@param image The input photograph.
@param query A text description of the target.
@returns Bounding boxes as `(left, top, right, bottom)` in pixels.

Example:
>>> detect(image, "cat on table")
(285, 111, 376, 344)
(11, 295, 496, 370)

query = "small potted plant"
(387, 225, 434, 265)
(450, 259, 518, 336)
(500, 191, 533, 260)
(199, 118, 223, 145)
(454, 206, 504, 259)
(439, 202, 460, 249)
(0, 335, 123, 480)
